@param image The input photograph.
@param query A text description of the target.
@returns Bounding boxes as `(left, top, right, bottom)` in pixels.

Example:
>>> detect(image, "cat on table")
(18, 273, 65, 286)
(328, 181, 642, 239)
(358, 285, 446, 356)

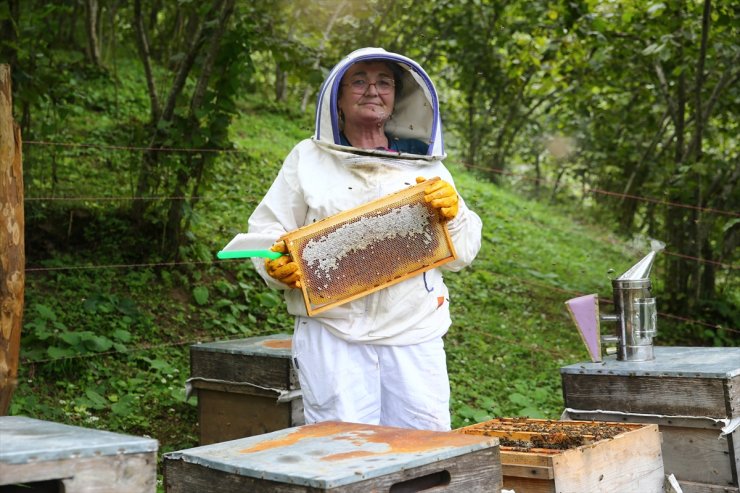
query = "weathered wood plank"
(61, 453, 157, 493)
(166, 447, 501, 492)
(501, 463, 554, 480)
(677, 478, 740, 493)
(551, 424, 663, 492)
(499, 450, 554, 468)
(502, 476, 556, 493)
(562, 373, 729, 417)
(726, 375, 740, 419)
(190, 378, 283, 398)
(661, 426, 737, 486)
(0, 453, 157, 492)
(731, 430, 740, 487)
(197, 388, 293, 445)
(565, 409, 727, 430)
(0, 63, 24, 416)
(190, 350, 291, 390)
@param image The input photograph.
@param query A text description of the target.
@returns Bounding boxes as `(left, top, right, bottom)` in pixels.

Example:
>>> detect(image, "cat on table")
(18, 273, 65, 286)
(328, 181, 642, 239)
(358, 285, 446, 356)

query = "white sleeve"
(247, 147, 308, 290)
(442, 194, 482, 272)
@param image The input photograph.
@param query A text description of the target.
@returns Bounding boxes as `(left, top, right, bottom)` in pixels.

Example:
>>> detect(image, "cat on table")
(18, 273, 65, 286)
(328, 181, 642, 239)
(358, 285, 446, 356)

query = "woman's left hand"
(417, 177, 458, 220)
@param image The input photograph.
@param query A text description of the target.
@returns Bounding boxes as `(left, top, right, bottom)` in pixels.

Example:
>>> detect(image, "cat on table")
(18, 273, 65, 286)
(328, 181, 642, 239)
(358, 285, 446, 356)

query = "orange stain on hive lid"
(239, 421, 495, 461)
(239, 422, 351, 454)
(262, 339, 292, 349)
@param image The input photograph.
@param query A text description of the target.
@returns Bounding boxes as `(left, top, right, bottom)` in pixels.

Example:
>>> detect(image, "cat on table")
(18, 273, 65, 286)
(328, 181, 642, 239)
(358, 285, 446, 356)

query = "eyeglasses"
(342, 77, 395, 95)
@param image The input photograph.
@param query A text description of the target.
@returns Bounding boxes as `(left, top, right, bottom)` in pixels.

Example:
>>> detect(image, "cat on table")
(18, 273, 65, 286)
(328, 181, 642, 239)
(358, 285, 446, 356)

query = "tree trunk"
(662, 6, 689, 313)
(104, 1, 122, 65)
(686, 0, 711, 303)
(664, 206, 690, 313)
(163, 0, 235, 254)
(300, 1, 348, 113)
(133, 0, 161, 124)
(275, 64, 287, 102)
(0, 65, 24, 415)
(661, 0, 729, 314)
(132, 0, 223, 221)
(464, 75, 479, 170)
(84, 0, 102, 66)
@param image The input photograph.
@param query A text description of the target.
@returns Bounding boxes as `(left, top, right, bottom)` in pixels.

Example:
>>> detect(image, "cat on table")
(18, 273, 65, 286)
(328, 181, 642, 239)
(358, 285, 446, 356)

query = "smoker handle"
(600, 313, 620, 323)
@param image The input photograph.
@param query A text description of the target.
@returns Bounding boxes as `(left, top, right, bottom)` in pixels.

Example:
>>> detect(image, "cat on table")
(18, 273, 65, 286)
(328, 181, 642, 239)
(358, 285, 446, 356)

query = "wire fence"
(20, 265, 738, 367)
(24, 139, 740, 217)
(24, 140, 250, 154)
(463, 162, 740, 218)
(15, 138, 739, 367)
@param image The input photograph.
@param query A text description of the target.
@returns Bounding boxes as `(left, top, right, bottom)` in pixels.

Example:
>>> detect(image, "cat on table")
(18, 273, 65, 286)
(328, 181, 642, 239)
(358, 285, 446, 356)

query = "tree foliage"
(549, 0, 738, 319)
(2, 0, 737, 333)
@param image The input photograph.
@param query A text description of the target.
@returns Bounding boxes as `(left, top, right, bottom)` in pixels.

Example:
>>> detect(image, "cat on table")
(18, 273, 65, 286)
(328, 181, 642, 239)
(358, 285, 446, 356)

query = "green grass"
(12, 89, 707, 489)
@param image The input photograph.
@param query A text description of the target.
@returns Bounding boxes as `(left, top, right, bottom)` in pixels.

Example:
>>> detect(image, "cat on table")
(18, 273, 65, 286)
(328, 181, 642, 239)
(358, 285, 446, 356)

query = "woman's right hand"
(265, 242, 302, 289)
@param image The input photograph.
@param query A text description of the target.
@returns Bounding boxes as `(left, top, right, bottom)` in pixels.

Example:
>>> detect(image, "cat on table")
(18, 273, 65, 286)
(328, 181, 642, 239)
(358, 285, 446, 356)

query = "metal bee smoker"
(565, 251, 659, 363)
(603, 251, 658, 361)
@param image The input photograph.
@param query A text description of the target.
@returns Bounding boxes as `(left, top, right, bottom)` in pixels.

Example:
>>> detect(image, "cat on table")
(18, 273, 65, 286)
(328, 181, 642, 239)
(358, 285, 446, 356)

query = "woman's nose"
(364, 82, 380, 95)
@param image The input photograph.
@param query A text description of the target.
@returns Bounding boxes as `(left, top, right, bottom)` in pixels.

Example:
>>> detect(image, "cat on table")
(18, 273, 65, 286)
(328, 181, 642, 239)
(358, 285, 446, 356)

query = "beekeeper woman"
(247, 47, 482, 431)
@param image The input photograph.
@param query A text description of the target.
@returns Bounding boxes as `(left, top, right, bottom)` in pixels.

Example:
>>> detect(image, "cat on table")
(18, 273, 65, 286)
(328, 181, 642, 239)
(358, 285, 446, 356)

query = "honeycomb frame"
(280, 178, 457, 316)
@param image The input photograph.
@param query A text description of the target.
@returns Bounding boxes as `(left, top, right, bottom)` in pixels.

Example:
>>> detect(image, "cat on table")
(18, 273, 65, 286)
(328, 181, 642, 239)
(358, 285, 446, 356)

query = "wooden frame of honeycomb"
(280, 178, 457, 316)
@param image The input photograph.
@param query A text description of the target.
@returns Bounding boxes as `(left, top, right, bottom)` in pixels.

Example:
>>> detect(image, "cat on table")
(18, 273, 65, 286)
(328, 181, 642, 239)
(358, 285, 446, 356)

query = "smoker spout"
(617, 251, 657, 281)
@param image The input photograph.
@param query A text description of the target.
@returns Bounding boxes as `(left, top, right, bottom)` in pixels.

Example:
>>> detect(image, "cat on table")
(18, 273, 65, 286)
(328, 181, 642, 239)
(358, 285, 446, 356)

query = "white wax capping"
(302, 203, 434, 280)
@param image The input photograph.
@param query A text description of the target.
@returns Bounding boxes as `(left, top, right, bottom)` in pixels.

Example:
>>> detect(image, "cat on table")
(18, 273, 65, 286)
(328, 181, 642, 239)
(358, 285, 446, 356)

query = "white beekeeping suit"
(247, 47, 482, 430)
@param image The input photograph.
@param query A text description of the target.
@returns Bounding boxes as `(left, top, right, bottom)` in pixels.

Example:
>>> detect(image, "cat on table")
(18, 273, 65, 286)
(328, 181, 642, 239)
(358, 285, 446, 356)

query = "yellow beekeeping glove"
(417, 177, 458, 220)
(265, 242, 302, 289)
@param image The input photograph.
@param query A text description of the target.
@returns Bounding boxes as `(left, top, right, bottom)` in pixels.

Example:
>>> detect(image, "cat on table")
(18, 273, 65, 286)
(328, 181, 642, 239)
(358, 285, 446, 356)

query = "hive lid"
(560, 346, 740, 378)
(190, 334, 292, 358)
(164, 421, 498, 489)
(0, 416, 158, 465)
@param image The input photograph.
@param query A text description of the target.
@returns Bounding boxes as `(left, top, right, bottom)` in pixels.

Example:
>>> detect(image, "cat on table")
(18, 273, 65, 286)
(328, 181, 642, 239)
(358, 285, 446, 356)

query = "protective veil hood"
(314, 47, 445, 159)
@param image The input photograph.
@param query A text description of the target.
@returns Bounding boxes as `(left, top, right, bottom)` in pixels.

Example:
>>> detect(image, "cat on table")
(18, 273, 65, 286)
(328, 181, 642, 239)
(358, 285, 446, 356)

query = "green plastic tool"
(216, 249, 284, 260)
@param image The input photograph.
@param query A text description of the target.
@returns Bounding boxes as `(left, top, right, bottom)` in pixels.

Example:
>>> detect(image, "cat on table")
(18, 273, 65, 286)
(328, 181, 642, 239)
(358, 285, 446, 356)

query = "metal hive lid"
(190, 334, 293, 358)
(560, 346, 740, 378)
(164, 421, 498, 489)
(0, 416, 158, 465)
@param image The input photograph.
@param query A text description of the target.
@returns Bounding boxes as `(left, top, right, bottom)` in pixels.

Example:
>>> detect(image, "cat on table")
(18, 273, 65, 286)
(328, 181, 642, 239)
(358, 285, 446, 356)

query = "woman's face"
(338, 61, 396, 131)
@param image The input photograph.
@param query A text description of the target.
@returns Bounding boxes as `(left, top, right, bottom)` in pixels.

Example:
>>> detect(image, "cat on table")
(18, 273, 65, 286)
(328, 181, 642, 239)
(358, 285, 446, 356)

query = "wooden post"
(0, 64, 24, 415)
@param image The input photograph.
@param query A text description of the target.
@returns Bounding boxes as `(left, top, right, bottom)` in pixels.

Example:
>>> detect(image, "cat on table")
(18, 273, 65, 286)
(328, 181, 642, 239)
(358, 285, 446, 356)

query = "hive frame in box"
(280, 177, 457, 316)
(455, 417, 665, 493)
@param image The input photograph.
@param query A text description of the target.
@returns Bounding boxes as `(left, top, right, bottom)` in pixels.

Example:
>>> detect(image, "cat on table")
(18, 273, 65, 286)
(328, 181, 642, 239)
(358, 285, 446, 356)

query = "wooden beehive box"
(456, 417, 664, 493)
(0, 416, 158, 492)
(189, 333, 303, 445)
(164, 421, 502, 492)
(561, 346, 740, 493)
